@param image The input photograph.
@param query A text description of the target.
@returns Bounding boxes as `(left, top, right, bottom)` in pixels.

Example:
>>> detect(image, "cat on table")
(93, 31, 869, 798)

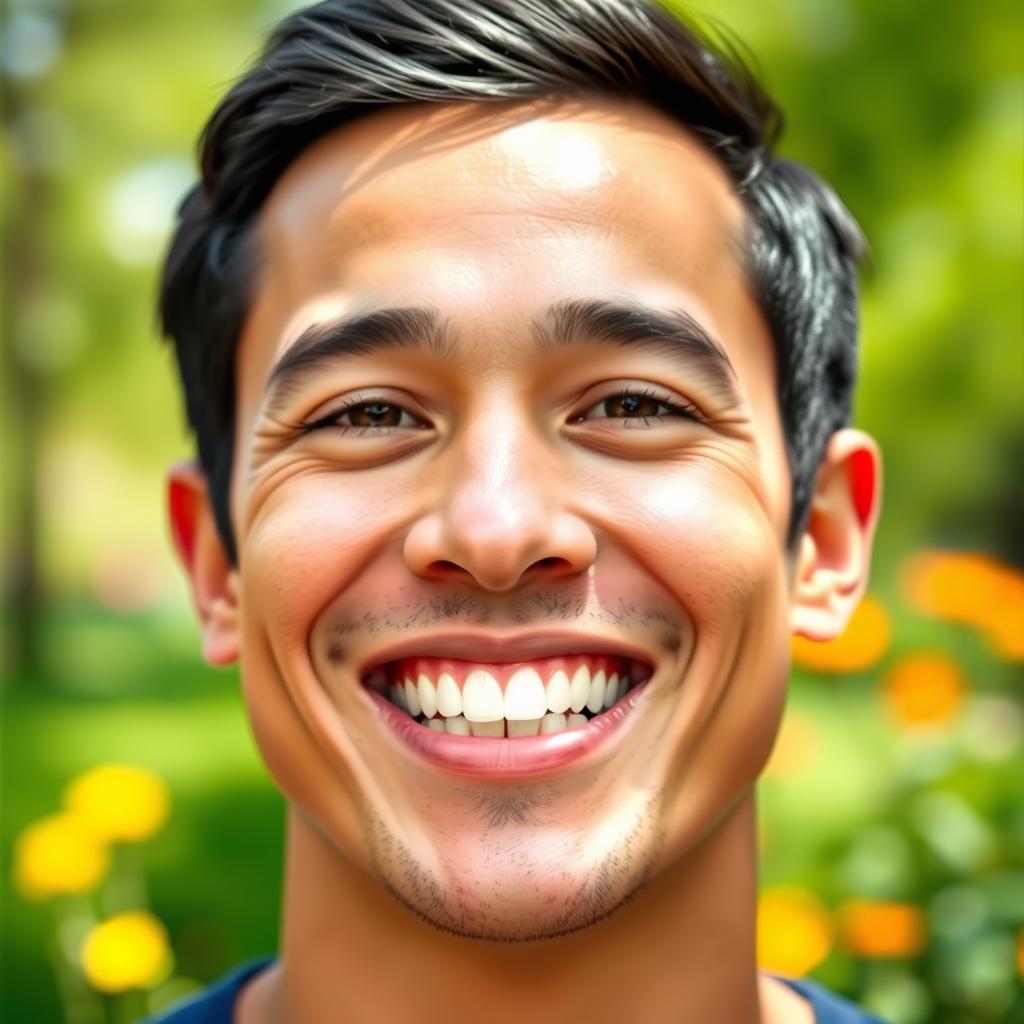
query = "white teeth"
(393, 660, 637, 729)
(403, 677, 421, 717)
(445, 714, 470, 735)
(569, 665, 590, 713)
(603, 672, 619, 710)
(436, 673, 462, 717)
(417, 673, 437, 718)
(469, 718, 504, 737)
(503, 667, 547, 720)
(540, 712, 568, 734)
(616, 674, 630, 702)
(545, 669, 571, 714)
(507, 717, 543, 737)
(426, 718, 445, 732)
(462, 669, 504, 722)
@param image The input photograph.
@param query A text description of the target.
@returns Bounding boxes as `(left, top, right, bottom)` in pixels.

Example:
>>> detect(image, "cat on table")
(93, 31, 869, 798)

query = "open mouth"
(363, 654, 652, 739)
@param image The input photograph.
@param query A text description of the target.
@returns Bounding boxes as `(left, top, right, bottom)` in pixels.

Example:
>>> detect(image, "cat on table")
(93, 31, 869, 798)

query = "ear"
(167, 461, 240, 665)
(790, 429, 882, 640)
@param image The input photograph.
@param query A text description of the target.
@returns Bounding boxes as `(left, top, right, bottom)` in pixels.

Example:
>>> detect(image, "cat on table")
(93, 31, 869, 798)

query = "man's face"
(225, 99, 796, 940)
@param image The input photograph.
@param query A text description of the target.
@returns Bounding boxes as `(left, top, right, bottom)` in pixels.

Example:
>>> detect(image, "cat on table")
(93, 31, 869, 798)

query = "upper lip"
(356, 631, 657, 679)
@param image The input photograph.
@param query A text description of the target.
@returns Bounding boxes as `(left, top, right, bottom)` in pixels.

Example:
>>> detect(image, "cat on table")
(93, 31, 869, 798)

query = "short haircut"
(160, 0, 865, 563)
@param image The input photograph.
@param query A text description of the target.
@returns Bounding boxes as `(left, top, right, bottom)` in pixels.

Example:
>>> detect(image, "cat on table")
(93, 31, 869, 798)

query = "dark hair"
(160, 0, 865, 562)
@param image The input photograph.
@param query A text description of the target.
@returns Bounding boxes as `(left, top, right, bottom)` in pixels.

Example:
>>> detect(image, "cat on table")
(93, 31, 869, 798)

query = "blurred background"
(1, 0, 1021, 1021)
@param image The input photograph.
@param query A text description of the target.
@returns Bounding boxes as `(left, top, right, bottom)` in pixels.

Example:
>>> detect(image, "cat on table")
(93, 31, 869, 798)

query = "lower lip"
(367, 681, 650, 779)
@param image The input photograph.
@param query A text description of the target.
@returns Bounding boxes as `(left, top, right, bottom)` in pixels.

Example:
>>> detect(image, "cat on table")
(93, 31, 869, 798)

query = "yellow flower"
(80, 911, 173, 993)
(64, 764, 170, 842)
(791, 595, 891, 674)
(838, 900, 925, 958)
(12, 812, 110, 900)
(880, 652, 966, 728)
(757, 886, 832, 977)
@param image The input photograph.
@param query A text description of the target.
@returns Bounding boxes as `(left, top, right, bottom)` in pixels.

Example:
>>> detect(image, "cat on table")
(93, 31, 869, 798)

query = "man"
(157, 0, 884, 1021)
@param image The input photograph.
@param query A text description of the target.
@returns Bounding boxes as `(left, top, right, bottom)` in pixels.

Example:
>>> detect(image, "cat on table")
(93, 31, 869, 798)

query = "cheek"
(240, 473, 399, 647)
(598, 460, 786, 632)
(616, 467, 792, 867)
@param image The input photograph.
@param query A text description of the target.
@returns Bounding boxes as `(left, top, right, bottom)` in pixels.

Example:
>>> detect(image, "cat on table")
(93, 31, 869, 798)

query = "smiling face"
(183, 98, 812, 941)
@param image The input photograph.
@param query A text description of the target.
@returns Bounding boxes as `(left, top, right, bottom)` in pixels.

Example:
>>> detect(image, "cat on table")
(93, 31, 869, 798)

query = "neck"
(249, 791, 776, 1024)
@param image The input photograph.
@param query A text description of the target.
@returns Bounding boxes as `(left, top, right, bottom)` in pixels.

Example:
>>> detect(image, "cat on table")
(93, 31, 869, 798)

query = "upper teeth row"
(391, 665, 629, 722)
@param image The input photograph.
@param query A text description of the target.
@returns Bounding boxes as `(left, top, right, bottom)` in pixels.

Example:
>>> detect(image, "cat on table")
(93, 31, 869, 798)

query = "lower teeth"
(413, 710, 596, 736)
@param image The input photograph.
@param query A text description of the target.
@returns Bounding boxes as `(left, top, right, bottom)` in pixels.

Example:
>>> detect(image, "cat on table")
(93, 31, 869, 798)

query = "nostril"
(427, 560, 471, 579)
(522, 556, 578, 581)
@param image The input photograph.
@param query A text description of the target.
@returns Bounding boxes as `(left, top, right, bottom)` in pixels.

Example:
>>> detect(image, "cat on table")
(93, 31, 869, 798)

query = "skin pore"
(170, 98, 880, 1023)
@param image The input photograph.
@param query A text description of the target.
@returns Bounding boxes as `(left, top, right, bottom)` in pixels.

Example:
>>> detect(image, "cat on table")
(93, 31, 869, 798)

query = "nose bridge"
(445, 402, 553, 552)
(401, 395, 597, 592)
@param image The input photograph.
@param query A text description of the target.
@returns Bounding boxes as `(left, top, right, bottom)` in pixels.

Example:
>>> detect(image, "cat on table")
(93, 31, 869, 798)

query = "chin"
(365, 787, 666, 943)
(386, 870, 649, 943)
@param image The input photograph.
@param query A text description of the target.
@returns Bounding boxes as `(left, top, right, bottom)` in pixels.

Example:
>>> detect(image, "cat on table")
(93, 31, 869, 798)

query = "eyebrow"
(264, 306, 456, 416)
(263, 297, 741, 416)
(538, 298, 740, 406)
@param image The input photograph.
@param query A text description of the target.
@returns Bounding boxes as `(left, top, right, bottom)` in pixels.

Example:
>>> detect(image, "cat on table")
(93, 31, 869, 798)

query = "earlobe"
(790, 429, 882, 641)
(167, 461, 240, 666)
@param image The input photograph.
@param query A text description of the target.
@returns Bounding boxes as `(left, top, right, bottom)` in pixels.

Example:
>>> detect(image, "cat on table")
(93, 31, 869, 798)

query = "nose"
(402, 412, 597, 592)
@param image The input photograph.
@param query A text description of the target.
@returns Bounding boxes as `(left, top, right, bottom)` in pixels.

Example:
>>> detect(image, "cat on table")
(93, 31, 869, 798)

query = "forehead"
(266, 100, 743, 251)
(246, 98, 752, 344)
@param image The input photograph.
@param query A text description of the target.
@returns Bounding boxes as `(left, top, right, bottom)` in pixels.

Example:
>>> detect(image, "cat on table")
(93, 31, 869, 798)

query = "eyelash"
(299, 386, 703, 436)
(571, 386, 703, 427)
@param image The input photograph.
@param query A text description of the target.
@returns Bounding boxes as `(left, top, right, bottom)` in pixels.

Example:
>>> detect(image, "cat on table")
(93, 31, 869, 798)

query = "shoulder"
(773, 974, 890, 1024)
(144, 959, 275, 1024)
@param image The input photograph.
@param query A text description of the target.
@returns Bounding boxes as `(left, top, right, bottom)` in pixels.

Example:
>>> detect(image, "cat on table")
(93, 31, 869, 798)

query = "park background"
(1, 0, 1021, 1021)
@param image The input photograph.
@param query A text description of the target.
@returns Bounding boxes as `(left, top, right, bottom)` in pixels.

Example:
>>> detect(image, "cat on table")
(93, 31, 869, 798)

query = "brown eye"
(345, 401, 404, 427)
(574, 387, 700, 425)
(602, 393, 662, 418)
(301, 397, 424, 435)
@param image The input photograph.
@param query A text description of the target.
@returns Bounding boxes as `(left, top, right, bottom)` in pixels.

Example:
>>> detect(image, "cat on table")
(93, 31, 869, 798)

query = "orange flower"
(838, 900, 925, 958)
(757, 886, 832, 977)
(986, 605, 1024, 661)
(902, 551, 1024, 661)
(880, 652, 966, 727)
(791, 595, 891, 674)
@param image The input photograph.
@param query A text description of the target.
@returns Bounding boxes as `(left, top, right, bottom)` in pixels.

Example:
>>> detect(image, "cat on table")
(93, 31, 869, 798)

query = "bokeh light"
(881, 652, 967, 728)
(63, 763, 171, 843)
(902, 551, 1024, 661)
(839, 900, 927, 959)
(80, 911, 173, 993)
(756, 886, 833, 977)
(12, 813, 109, 901)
